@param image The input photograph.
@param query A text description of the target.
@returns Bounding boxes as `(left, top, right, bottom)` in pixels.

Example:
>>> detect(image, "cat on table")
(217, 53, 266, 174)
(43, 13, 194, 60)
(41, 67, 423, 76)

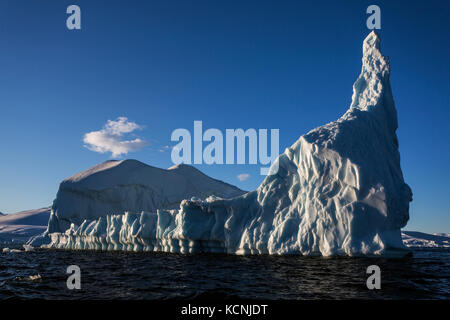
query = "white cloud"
(159, 145, 170, 152)
(237, 173, 250, 181)
(83, 117, 147, 157)
(103, 117, 141, 135)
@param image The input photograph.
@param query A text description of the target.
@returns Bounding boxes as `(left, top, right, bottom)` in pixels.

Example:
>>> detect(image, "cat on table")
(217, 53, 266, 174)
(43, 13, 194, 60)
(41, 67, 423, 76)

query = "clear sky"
(0, 0, 448, 233)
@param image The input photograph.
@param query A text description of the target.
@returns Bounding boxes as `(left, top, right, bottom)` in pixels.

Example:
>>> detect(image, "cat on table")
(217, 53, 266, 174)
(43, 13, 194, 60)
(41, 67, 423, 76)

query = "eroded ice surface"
(35, 31, 412, 256)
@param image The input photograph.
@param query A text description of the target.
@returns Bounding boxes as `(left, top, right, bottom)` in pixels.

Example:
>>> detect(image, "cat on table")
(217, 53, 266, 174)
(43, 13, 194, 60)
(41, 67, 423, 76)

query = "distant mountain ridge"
(0, 207, 51, 226)
(0, 207, 51, 243)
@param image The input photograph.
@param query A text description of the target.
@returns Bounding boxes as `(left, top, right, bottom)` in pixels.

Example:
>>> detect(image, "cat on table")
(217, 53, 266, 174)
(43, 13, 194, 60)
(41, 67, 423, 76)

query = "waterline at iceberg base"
(36, 31, 413, 257)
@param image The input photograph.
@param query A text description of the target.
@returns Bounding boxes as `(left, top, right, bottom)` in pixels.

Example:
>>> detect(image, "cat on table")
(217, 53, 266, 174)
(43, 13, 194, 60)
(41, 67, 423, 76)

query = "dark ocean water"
(0, 246, 448, 300)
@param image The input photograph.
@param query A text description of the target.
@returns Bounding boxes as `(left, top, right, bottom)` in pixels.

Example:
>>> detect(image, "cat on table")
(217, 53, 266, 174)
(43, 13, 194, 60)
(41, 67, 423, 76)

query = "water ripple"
(0, 247, 448, 300)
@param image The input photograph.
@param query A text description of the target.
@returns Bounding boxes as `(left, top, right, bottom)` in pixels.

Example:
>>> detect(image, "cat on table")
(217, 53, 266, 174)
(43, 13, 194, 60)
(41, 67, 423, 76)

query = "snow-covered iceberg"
(29, 160, 245, 246)
(38, 31, 412, 256)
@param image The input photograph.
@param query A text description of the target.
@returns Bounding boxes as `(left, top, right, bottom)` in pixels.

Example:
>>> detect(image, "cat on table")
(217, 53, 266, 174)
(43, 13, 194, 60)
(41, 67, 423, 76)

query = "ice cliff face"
(41, 31, 412, 256)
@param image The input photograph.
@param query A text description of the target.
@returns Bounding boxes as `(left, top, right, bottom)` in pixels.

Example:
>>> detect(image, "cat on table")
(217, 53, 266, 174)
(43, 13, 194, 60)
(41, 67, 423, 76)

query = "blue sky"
(0, 0, 448, 233)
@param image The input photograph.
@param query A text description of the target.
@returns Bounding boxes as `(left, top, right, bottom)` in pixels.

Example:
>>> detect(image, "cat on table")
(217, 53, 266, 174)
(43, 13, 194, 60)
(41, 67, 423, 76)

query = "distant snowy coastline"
(402, 231, 450, 248)
(0, 207, 50, 244)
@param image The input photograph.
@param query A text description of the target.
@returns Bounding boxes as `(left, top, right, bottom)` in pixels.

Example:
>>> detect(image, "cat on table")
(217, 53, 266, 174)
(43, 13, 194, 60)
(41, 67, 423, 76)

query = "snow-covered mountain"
(0, 207, 51, 243)
(35, 31, 413, 256)
(402, 231, 450, 248)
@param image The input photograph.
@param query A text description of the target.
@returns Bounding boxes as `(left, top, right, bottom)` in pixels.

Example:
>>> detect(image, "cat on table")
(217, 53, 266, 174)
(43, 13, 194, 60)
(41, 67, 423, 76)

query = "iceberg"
(37, 31, 412, 256)
(28, 160, 245, 246)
